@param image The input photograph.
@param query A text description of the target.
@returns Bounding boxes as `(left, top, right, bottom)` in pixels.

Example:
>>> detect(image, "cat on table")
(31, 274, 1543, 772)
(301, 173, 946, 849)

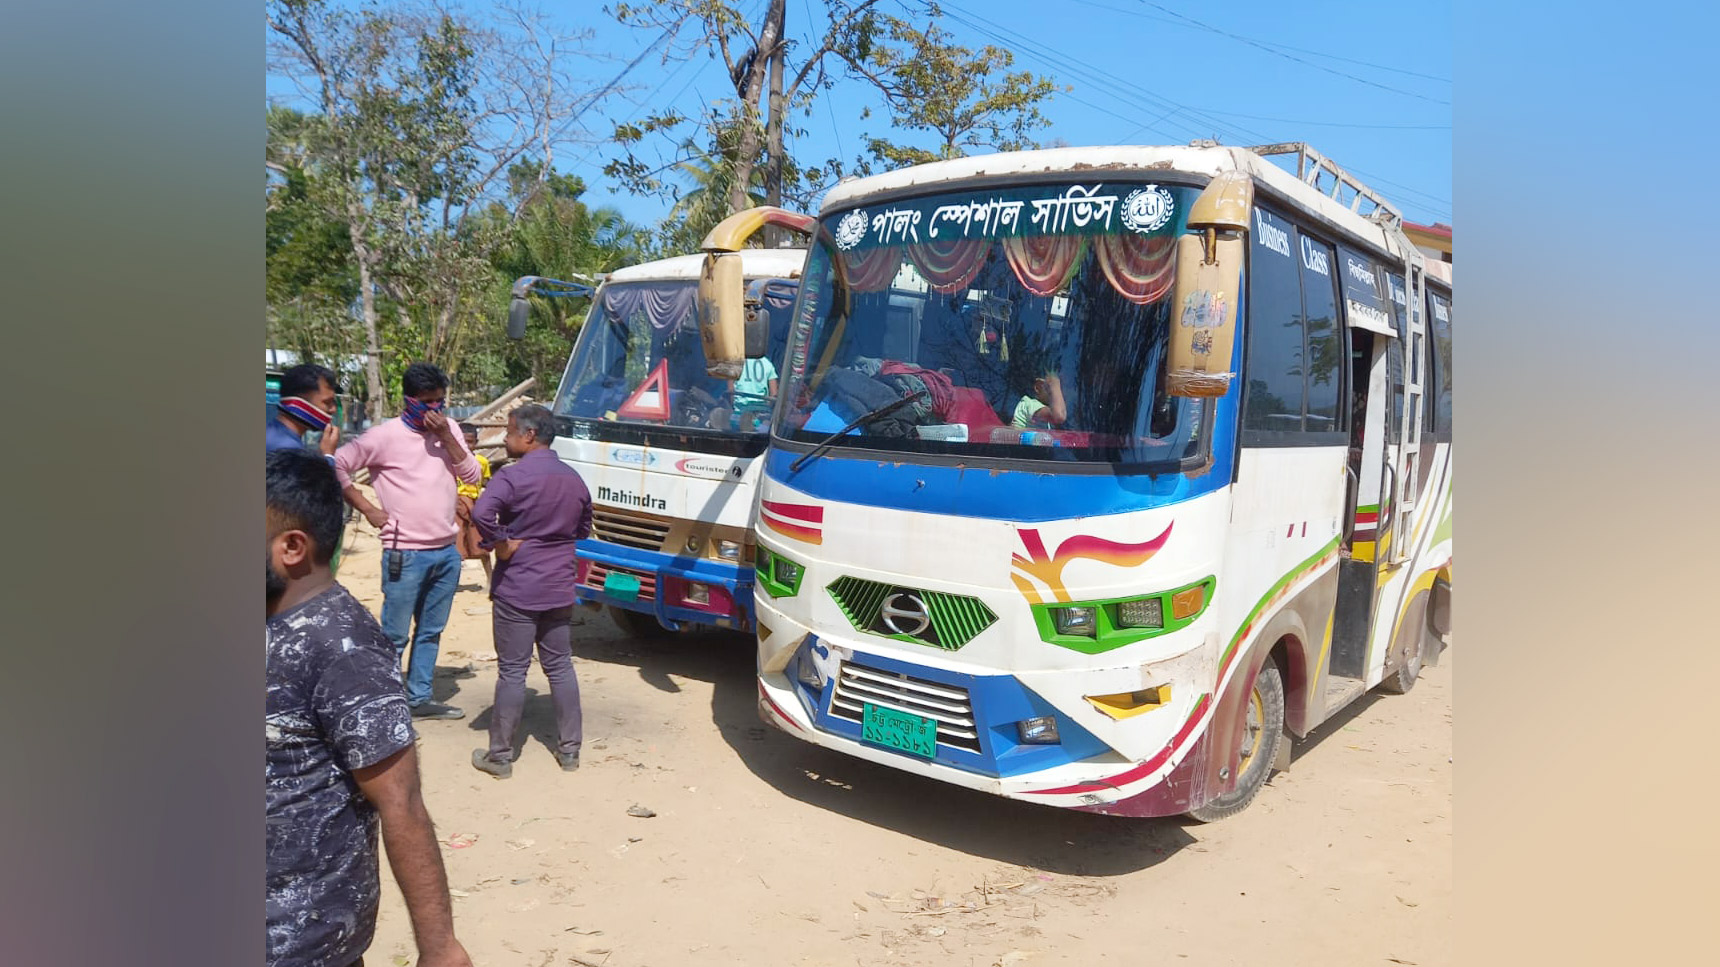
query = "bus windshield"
(554, 279, 795, 438)
(778, 181, 1207, 467)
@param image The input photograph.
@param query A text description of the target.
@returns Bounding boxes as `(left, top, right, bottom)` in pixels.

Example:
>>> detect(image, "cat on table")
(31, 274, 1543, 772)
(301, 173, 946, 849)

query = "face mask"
(401, 396, 444, 431)
(278, 397, 332, 432)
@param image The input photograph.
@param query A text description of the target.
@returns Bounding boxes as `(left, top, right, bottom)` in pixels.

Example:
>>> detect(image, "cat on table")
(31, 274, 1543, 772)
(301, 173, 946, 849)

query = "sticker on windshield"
(835, 209, 869, 250)
(1121, 186, 1175, 234)
(616, 358, 671, 421)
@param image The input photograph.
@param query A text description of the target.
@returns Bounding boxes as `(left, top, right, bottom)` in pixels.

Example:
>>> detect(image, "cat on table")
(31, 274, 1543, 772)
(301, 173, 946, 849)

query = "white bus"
(703, 144, 1452, 819)
(524, 208, 817, 637)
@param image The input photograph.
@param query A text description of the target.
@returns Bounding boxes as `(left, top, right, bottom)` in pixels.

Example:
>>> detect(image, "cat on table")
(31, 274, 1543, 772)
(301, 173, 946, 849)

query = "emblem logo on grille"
(880, 592, 932, 638)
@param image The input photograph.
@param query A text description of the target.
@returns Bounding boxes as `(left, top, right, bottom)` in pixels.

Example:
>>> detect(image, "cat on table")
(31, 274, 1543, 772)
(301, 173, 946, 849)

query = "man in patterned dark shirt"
(266, 449, 473, 967)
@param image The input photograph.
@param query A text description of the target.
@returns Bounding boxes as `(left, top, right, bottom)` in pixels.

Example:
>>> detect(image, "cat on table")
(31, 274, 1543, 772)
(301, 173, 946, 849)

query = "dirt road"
(336, 524, 1451, 967)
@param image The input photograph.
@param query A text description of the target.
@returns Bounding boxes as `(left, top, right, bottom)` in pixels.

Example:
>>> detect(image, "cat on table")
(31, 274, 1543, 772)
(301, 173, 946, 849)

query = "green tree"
(480, 162, 650, 396)
(849, 14, 1064, 171)
(268, 0, 617, 415)
(266, 106, 362, 369)
(607, 0, 887, 230)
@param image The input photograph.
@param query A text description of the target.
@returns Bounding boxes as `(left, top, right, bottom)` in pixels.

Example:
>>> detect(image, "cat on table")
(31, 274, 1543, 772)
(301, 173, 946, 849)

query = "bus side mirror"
(699, 252, 746, 379)
(1166, 170, 1253, 398)
(507, 295, 531, 341)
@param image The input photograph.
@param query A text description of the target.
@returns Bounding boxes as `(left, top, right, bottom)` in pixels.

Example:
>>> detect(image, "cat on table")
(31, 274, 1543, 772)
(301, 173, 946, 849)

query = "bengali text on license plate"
(861, 702, 938, 759)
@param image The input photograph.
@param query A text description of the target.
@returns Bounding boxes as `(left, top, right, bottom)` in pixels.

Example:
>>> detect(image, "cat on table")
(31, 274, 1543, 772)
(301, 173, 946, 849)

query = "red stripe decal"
(762, 515, 823, 545)
(760, 500, 823, 523)
(1025, 693, 1212, 796)
(758, 681, 805, 733)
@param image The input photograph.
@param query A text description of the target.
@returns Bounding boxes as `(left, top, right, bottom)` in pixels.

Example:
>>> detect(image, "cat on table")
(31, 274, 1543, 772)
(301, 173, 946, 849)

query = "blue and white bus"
(703, 144, 1452, 819)
(536, 209, 817, 637)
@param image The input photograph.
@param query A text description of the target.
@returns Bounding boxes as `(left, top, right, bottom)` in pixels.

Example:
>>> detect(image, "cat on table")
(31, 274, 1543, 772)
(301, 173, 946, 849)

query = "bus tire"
(1186, 661, 1285, 823)
(608, 605, 673, 639)
(1380, 614, 1431, 695)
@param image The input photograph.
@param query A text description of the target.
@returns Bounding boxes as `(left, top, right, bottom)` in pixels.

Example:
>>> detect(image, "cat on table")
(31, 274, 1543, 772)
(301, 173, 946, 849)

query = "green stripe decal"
(1216, 535, 1342, 681)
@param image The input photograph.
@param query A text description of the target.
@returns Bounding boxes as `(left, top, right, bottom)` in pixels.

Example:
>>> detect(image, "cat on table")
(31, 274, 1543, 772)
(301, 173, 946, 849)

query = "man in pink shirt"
(334, 362, 483, 719)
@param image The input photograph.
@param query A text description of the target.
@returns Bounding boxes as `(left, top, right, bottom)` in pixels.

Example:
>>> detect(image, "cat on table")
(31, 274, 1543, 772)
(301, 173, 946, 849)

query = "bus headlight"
(795, 650, 826, 690)
(1017, 716, 1061, 744)
(1115, 597, 1164, 629)
(758, 548, 805, 597)
(1051, 606, 1097, 637)
(716, 539, 742, 561)
(685, 582, 710, 606)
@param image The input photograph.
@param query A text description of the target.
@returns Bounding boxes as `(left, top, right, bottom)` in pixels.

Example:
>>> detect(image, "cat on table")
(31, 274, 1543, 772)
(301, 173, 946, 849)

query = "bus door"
(1387, 264, 1427, 566)
(1328, 253, 1401, 694)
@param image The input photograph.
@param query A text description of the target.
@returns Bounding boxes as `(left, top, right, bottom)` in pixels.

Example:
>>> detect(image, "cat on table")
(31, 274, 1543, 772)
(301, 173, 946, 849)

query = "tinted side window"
(1384, 337, 1405, 446)
(1300, 234, 1342, 433)
(1243, 208, 1306, 434)
(1430, 290, 1453, 436)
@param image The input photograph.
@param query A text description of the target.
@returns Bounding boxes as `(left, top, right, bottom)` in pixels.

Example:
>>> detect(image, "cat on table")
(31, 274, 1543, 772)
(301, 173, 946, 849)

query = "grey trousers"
(486, 599, 584, 759)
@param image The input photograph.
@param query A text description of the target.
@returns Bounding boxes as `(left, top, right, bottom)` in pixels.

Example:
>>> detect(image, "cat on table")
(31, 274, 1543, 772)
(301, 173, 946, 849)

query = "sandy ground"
(333, 521, 1451, 967)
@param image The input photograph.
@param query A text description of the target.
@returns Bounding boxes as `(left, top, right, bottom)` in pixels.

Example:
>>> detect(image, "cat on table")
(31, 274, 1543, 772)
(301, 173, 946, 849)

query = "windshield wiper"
(789, 390, 930, 472)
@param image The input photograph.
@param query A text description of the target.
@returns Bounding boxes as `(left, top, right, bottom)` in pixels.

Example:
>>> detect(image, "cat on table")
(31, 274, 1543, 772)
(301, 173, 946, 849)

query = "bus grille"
(826, 576, 996, 651)
(590, 509, 671, 551)
(828, 662, 982, 753)
(582, 561, 657, 602)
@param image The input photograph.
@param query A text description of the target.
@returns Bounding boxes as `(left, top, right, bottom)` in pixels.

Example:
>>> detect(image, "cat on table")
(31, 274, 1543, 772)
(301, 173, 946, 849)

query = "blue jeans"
(378, 543, 462, 706)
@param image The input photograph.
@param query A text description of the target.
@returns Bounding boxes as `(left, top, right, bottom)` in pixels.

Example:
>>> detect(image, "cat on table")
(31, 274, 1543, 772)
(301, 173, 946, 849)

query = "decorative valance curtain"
(839, 233, 1177, 304)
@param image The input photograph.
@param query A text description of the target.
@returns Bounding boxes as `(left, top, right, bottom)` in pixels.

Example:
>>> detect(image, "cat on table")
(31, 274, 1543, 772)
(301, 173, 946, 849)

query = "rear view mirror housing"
(507, 295, 531, 341)
(1166, 170, 1253, 398)
(699, 252, 746, 379)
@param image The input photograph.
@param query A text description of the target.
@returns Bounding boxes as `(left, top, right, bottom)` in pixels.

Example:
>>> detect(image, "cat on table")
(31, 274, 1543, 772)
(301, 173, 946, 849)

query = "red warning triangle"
(616, 358, 672, 421)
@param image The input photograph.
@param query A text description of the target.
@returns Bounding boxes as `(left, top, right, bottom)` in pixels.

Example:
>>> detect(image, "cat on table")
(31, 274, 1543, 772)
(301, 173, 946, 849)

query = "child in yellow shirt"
(455, 423, 494, 584)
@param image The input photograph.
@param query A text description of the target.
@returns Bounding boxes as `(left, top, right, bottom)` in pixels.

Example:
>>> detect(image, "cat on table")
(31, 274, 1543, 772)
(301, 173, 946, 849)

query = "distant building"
(1404, 221, 1452, 265)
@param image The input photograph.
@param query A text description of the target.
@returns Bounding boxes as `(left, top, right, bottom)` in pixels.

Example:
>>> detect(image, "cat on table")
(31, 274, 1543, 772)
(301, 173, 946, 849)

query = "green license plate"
(861, 703, 938, 759)
(603, 571, 641, 602)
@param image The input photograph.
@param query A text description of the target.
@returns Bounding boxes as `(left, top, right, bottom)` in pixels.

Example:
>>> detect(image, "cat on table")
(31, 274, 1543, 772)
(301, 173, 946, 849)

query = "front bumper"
(574, 539, 755, 632)
(754, 595, 1215, 812)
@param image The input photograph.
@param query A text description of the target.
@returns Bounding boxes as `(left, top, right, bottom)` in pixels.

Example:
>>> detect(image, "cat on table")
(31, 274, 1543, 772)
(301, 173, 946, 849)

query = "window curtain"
(1002, 235, 1088, 297)
(905, 238, 990, 293)
(1093, 233, 1175, 305)
(840, 247, 903, 293)
(601, 282, 698, 332)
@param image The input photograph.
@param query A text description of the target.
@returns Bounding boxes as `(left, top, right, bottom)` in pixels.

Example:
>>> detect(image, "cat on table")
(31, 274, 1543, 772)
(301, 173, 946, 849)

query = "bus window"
(1243, 207, 1307, 436)
(1429, 291, 1453, 437)
(1301, 234, 1343, 436)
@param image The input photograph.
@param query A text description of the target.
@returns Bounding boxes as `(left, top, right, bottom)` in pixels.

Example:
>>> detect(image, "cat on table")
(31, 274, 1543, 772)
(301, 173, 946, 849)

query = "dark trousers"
(486, 599, 583, 759)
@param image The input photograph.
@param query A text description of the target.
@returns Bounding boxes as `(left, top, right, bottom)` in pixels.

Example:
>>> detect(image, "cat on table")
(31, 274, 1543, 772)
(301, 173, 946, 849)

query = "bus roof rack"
(1247, 142, 1403, 228)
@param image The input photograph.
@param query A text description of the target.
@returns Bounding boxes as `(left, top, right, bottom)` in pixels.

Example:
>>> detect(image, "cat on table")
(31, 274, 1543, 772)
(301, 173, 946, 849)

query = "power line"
(937, 1, 1272, 145)
(1067, 0, 1450, 84)
(932, 2, 1453, 220)
(1134, 1, 1449, 106)
(1192, 108, 1449, 131)
(563, 0, 768, 179)
(545, 22, 678, 146)
(805, 0, 845, 159)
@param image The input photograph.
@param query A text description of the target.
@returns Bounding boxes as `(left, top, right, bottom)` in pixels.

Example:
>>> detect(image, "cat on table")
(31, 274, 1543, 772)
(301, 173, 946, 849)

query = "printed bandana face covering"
(401, 395, 444, 431)
(278, 397, 332, 432)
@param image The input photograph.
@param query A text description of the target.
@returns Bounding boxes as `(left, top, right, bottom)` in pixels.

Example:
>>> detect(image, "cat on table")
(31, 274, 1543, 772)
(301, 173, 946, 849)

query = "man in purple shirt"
(468, 404, 593, 777)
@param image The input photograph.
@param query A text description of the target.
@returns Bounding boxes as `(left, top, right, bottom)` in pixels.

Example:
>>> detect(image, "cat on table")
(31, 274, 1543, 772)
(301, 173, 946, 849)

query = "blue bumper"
(574, 539, 755, 632)
(785, 639, 1109, 779)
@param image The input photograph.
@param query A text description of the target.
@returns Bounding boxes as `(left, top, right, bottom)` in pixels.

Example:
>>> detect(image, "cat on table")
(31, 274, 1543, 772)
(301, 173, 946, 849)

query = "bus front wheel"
(1186, 661, 1285, 823)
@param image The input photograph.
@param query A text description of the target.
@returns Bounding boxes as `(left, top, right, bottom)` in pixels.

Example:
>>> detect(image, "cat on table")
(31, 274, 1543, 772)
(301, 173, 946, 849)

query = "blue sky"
(269, 0, 1451, 230)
